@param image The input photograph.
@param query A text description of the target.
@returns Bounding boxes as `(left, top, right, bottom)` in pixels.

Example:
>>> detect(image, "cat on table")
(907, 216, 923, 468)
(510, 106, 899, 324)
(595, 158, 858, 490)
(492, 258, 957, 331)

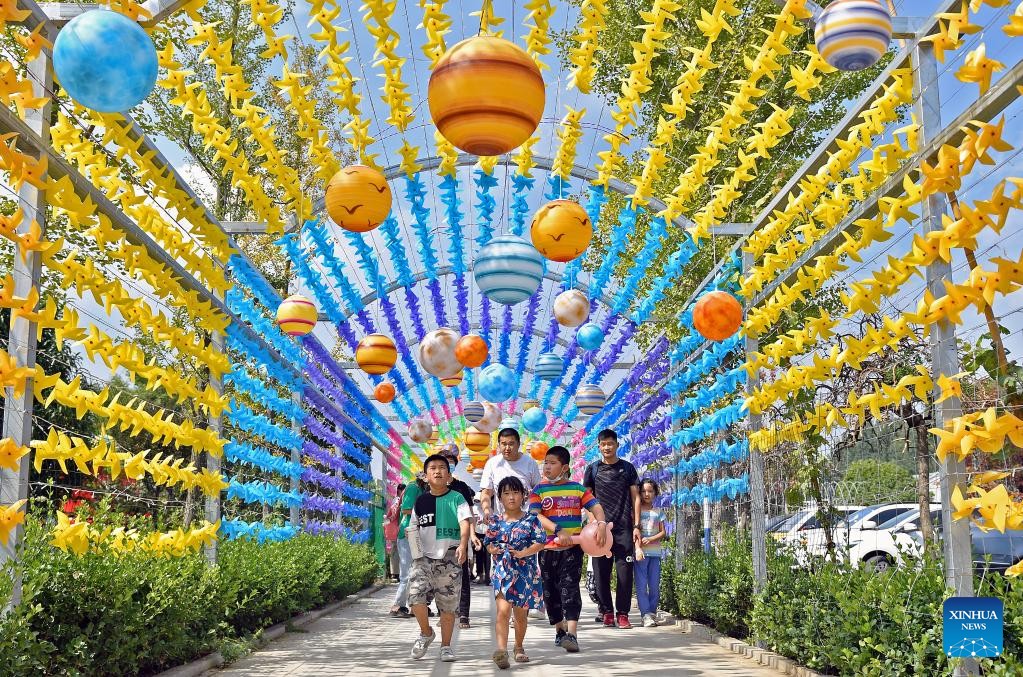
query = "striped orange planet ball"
(374, 382, 396, 403)
(692, 291, 743, 342)
(325, 164, 392, 232)
(464, 426, 491, 453)
(529, 440, 550, 462)
(276, 295, 318, 337)
(428, 36, 545, 156)
(441, 371, 464, 387)
(356, 334, 397, 374)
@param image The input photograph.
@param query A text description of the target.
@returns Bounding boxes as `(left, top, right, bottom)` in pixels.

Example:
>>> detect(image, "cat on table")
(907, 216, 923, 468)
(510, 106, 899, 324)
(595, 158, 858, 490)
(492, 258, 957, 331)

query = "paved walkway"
(214, 581, 777, 676)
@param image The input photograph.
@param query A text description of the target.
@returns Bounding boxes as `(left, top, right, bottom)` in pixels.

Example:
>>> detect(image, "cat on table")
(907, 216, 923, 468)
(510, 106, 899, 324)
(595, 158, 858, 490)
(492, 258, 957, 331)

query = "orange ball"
(374, 382, 396, 403)
(455, 334, 489, 368)
(356, 334, 397, 374)
(325, 164, 392, 232)
(428, 36, 545, 156)
(530, 200, 593, 262)
(529, 440, 550, 462)
(692, 291, 743, 341)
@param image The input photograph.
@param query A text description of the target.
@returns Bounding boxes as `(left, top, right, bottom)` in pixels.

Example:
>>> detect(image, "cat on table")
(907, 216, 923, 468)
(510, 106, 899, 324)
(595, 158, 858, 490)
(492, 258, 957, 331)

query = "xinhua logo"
(943, 597, 1003, 658)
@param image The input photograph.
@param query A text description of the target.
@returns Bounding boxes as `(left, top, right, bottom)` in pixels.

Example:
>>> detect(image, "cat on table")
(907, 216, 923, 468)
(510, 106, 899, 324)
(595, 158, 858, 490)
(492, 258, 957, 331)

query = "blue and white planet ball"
(478, 363, 516, 402)
(534, 352, 563, 381)
(463, 400, 485, 424)
(53, 9, 159, 112)
(576, 323, 604, 351)
(575, 383, 606, 415)
(473, 235, 544, 305)
(522, 407, 547, 433)
(814, 0, 892, 71)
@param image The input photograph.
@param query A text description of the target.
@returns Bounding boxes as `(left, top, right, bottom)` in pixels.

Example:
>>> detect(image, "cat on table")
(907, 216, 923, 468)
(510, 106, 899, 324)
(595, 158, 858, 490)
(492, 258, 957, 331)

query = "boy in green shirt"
(408, 454, 471, 662)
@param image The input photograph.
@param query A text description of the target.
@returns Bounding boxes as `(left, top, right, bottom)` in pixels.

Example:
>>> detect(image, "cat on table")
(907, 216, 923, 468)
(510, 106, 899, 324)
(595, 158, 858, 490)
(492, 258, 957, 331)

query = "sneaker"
(617, 614, 633, 629)
(528, 608, 545, 620)
(439, 646, 456, 662)
(595, 614, 604, 623)
(642, 613, 657, 628)
(410, 630, 435, 659)
(561, 632, 580, 653)
(602, 612, 615, 627)
(554, 627, 567, 647)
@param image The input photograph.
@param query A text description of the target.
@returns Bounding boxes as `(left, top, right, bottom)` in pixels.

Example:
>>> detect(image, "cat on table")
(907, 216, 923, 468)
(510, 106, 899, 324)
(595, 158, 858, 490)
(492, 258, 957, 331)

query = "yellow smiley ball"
(530, 199, 593, 263)
(325, 164, 392, 233)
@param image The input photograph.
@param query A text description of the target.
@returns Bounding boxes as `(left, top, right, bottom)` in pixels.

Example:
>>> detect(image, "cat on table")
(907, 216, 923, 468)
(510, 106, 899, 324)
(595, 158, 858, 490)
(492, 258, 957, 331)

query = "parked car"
(846, 506, 940, 572)
(772, 505, 863, 555)
(850, 507, 1023, 574)
(767, 513, 793, 532)
(802, 503, 921, 560)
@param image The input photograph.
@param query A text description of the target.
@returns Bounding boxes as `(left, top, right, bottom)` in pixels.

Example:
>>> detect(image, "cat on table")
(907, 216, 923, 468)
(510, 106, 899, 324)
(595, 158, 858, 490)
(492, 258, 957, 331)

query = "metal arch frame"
(224, 153, 753, 237)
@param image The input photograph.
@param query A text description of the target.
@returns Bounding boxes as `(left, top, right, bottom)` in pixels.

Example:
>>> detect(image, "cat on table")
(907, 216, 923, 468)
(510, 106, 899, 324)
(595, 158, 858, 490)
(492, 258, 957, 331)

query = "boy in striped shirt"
(529, 445, 607, 653)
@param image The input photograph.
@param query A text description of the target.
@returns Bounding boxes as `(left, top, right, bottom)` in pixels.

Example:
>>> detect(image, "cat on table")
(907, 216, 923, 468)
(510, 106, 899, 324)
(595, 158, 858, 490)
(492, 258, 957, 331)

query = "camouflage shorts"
(408, 549, 462, 613)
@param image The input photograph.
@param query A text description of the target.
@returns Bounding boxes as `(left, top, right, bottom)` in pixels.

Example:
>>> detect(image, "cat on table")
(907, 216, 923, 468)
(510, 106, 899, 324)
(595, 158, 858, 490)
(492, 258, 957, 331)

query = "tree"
(555, 0, 887, 343)
(837, 459, 916, 506)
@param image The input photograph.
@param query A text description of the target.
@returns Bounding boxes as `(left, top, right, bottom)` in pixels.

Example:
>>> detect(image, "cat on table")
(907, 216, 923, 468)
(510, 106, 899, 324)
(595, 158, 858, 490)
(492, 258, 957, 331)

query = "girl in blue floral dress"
(484, 475, 548, 669)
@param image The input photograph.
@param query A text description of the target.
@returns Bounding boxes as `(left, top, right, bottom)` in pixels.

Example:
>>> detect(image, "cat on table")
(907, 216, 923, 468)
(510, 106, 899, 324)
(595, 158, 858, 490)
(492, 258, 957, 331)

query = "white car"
(772, 505, 863, 559)
(829, 503, 923, 558)
(847, 506, 941, 572)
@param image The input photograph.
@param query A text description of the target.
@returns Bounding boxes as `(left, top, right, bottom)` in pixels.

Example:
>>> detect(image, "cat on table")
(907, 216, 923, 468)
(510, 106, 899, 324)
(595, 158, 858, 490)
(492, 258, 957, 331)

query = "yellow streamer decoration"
(551, 107, 586, 181)
(50, 510, 220, 557)
(523, 0, 555, 70)
(566, 0, 608, 94)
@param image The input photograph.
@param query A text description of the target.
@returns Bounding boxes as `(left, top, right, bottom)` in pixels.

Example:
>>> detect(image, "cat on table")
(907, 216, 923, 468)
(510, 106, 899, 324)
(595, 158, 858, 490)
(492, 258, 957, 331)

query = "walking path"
(213, 581, 777, 676)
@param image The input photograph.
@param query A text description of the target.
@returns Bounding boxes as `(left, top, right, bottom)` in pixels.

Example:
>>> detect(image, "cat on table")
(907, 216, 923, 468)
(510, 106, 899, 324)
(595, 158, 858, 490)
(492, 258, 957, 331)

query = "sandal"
(459, 617, 470, 629)
(492, 649, 510, 669)
(513, 646, 529, 663)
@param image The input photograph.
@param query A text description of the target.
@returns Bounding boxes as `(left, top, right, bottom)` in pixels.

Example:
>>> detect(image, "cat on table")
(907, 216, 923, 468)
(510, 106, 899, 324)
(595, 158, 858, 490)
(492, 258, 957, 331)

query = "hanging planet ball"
(275, 294, 318, 337)
(575, 383, 606, 416)
(534, 352, 563, 381)
(576, 323, 604, 351)
(554, 289, 591, 328)
(463, 400, 485, 424)
(522, 407, 547, 433)
(428, 35, 545, 156)
(356, 334, 397, 374)
(441, 371, 464, 387)
(52, 9, 158, 113)
(418, 328, 462, 378)
(473, 235, 544, 306)
(530, 200, 593, 262)
(476, 402, 502, 434)
(408, 419, 433, 443)
(814, 0, 892, 71)
(529, 440, 550, 462)
(499, 417, 519, 432)
(521, 399, 540, 412)
(324, 164, 392, 232)
(478, 363, 517, 403)
(692, 290, 743, 341)
(428, 429, 440, 446)
(455, 334, 489, 368)
(464, 426, 491, 454)
(374, 382, 396, 403)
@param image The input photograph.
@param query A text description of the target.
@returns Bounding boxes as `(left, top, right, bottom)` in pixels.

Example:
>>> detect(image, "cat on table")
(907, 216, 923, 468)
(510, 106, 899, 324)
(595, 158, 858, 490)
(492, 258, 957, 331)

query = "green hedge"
(0, 517, 377, 676)
(661, 529, 1023, 676)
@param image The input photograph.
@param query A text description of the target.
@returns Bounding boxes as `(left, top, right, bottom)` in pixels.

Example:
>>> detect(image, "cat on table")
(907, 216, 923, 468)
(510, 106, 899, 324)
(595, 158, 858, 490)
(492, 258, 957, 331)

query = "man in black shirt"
(442, 447, 481, 629)
(583, 429, 640, 629)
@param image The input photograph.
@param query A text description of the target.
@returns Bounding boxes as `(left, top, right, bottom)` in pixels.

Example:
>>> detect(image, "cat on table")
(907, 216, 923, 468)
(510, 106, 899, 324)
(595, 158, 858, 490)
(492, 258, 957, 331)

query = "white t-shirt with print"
(480, 452, 543, 515)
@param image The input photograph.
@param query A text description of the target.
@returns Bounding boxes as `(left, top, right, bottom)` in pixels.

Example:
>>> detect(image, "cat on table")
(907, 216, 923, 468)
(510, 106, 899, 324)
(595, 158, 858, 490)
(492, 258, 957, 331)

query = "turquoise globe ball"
(521, 407, 547, 433)
(576, 323, 604, 351)
(478, 363, 516, 402)
(53, 9, 158, 113)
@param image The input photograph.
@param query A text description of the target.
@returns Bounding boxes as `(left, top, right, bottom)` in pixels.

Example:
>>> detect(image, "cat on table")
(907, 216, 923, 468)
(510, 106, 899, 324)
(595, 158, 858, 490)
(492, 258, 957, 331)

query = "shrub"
(0, 517, 377, 676)
(664, 529, 1023, 675)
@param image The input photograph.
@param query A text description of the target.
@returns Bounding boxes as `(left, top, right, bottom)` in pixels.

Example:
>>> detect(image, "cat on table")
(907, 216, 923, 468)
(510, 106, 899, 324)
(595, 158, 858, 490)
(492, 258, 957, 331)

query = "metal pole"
(744, 251, 768, 597)
(1, 34, 53, 612)
(290, 392, 302, 527)
(204, 327, 224, 565)
(914, 41, 976, 677)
